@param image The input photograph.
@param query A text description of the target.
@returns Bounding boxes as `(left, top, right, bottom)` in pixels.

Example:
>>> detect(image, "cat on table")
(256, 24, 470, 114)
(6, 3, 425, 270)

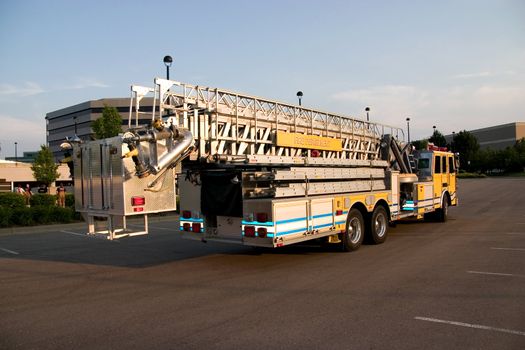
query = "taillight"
(131, 196, 145, 206)
(256, 212, 268, 223)
(257, 227, 267, 238)
(182, 210, 192, 219)
(244, 226, 255, 237)
(192, 223, 201, 233)
(336, 210, 343, 216)
(183, 223, 191, 231)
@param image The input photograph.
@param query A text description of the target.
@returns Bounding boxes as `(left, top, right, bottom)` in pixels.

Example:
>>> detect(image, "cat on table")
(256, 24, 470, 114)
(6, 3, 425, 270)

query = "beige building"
(446, 122, 525, 150)
(45, 98, 155, 161)
(0, 160, 71, 193)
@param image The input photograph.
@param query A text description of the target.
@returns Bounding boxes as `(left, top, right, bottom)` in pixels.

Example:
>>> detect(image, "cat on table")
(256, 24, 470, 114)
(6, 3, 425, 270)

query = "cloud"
(452, 70, 518, 79)
(330, 83, 525, 139)
(65, 78, 110, 90)
(0, 82, 45, 96)
(0, 114, 46, 158)
(453, 71, 492, 79)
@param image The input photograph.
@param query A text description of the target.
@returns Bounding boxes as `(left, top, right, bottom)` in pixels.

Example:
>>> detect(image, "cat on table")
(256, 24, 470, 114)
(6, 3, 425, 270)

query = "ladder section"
(242, 167, 387, 199)
(131, 78, 406, 166)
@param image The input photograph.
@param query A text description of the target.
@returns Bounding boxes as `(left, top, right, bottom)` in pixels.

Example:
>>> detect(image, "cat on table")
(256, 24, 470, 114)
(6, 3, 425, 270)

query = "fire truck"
(68, 77, 457, 251)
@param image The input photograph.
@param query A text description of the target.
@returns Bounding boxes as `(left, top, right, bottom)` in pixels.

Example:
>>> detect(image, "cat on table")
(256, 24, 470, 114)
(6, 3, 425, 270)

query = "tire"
(368, 206, 388, 244)
(436, 196, 448, 222)
(342, 208, 365, 252)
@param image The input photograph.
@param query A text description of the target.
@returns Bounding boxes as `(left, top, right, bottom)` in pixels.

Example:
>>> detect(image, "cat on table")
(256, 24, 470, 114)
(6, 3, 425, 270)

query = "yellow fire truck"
(68, 77, 457, 251)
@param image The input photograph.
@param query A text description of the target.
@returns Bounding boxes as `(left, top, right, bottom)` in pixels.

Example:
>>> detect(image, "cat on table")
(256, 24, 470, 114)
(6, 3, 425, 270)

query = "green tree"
(428, 129, 447, 147)
(92, 105, 123, 139)
(453, 130, 479, 172)
(411, 139, 428, 151)
(31, 145, 59, 188)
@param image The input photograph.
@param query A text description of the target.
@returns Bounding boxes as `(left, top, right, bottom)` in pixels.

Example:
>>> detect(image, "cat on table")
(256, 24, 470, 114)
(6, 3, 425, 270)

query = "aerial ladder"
(69, 76, 457, 251)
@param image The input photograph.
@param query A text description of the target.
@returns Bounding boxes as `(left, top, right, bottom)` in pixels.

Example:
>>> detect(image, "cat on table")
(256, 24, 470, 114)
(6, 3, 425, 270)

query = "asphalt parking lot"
(1, 178, 524, 349)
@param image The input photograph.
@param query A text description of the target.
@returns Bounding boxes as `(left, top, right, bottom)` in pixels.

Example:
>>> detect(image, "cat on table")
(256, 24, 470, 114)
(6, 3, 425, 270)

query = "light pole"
(451, 131, 455, 151)
(433, 125, 436, 133)
(14, 142, 17, 162)
(365, 107, 370, 122)
(163, 55, 173, 80)
(406, 117, 411, 143)
(296, 91, 303, 106)
(73, 116, 78, 135)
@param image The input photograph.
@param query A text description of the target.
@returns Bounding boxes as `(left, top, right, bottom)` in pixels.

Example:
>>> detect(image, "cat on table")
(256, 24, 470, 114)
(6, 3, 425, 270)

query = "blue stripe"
(312, 213, 333, 219)
(335, 220, 345, 225)
(242, 220, 274, 226)
(277, 227, 307, 236)
(314, 223, 333, 229)
(242, 232, 275, 238)
(180, 218, 204, 223)
(276, 217, 307, 225)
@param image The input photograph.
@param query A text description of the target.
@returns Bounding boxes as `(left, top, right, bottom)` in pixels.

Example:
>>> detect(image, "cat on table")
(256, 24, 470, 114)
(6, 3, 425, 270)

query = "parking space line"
(0, 247, 19, 255)
(467, 270, 524, 278)
(415, 317, 525, 336)
(491, 247, 525, 251)
(60, 230, 120, 243)
(61, 230, 86, 237)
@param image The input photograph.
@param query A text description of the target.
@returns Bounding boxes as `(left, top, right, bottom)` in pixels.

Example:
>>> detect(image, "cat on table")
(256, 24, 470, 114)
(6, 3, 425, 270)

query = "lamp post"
(365, 107, 370, 122)
(433, 125, 436, 133)
(14, 142, 18, 162)
(451, 131, 455, 151)
(163, 55, 173, 80)
(296, 91, 303, 106)
(73, 116, 78, 135)
(406, 117, 411, 143)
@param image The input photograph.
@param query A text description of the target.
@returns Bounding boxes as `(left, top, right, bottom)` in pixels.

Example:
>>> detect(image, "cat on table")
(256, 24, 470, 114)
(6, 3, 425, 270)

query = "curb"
(0, 213, 179, 237)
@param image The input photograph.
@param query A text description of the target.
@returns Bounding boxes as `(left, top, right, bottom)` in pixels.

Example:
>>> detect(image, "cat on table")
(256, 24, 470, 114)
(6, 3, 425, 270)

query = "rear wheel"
(436, 196, 448, 222)
(342, 208, 365, 252)
(368, 206, 388, 244)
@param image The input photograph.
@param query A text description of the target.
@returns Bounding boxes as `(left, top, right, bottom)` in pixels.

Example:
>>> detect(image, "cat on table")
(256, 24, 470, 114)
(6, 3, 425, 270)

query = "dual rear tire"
(342, 206, 388, 252)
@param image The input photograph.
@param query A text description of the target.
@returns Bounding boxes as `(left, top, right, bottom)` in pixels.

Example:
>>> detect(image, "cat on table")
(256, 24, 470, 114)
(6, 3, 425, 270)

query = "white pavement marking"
(491, 247, 525, 251)
(60, 230, 120, 243)
(467, 270, 524, 278)
(0, 247, 20, 255)
(415, 317, 525, 336)
(61, 230, 87, 237)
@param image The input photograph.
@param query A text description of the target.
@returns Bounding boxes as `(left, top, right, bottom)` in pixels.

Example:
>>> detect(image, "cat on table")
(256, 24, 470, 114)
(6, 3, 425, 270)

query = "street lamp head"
(163, 55, 173, 67)
(296, 91, 303, 98)
(365, 107, 370, 112)
(406, 117, 410, 122)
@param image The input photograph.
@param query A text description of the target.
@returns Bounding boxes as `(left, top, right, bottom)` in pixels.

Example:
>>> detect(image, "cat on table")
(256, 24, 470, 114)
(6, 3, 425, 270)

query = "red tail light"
(256, 212, 268, 223)
(133, 207, 144, 212)
(192, 223, 201, 233)
(257, 227, 267, 238)
(131, 196, 145, 206)
(183, 223, 191, 231)
(182, 210, 192, 219)
(244, 226, 255, 237)
(336, 210, 343, 216)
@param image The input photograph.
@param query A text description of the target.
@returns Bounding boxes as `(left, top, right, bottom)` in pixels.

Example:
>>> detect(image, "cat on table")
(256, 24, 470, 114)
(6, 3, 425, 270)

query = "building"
(0, 160, 72, 193)
(446, 122, 525, 150)
(45, 98, 155, 161)
(5, 151, 39, 163)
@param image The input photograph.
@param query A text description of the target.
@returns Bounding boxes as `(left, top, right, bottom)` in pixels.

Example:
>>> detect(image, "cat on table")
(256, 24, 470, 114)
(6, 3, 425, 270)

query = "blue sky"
(1, 0, 524, 158)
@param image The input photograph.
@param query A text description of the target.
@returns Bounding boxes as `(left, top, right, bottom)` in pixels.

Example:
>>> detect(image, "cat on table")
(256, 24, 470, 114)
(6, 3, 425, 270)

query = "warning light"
(131, 196, 145, 206)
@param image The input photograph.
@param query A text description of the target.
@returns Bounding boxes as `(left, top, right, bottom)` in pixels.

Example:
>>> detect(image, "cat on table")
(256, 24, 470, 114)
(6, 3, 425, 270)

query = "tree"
(428, 129, 447, 147)
(92, 105, 123, 139)
(453, 130, 479, 172)
(31, 145, 59, 188)
(411, 139, 428, 151)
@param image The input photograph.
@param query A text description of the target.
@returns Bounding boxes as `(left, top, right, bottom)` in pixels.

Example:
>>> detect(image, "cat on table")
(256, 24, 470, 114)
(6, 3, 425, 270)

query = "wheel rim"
(348, 217, 362, 244)
(374, 212, 387, 238)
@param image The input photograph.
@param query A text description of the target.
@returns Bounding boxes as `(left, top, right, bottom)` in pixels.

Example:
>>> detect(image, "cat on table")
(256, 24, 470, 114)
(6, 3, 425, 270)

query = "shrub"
(31, 206, 53, 224)
(30, 193, 57, 207)
(0, 192, 26, 209)
(65, 193, 75, 208)
(50, 207, 74, 223)
(10, 207, 34, 226)
(0, 207, 11, 227)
